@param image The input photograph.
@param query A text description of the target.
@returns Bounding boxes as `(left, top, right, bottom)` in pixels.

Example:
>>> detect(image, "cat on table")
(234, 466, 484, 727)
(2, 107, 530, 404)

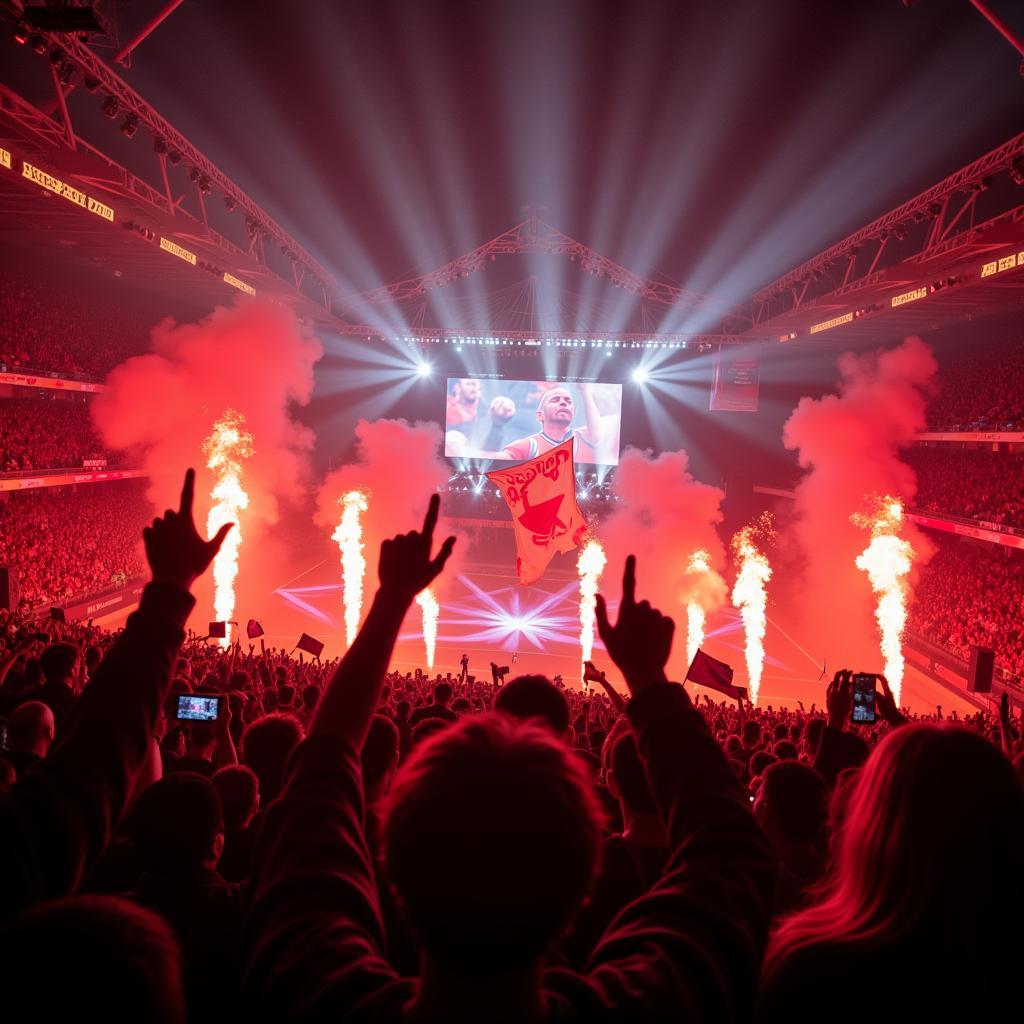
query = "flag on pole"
(296, 633, 325, 659)
(246, 618, 264, 639)
(686, 648, 747, 701)
(487, 437, 589, 585)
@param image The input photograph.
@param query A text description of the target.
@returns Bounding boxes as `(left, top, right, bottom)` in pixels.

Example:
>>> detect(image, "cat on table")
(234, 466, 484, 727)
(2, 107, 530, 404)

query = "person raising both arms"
(500, 384, 604, 464)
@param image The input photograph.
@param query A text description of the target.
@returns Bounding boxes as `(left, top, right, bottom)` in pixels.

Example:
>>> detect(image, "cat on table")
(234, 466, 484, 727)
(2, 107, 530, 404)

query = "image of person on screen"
(500, 384, 604, 464)
(446, 378, 516, 452)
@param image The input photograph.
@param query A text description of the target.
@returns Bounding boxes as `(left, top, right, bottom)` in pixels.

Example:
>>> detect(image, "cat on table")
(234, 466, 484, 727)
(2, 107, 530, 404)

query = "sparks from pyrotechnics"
(685, 549, 711, 670)
(333, 490, 368, 648)
(577, 538, 607, 682)
(416, 587, 440, 669)
(731, 516, 773, 706)
(853, 496, 914, 706)
(203, 410, 254, 648)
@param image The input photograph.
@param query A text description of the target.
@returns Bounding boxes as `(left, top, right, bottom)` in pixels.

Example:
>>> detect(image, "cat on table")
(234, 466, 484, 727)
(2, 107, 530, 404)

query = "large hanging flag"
(488, 437, 589, 585)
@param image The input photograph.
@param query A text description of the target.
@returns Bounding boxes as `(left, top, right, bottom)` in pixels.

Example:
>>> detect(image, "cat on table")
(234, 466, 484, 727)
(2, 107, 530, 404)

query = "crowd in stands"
(909, 533, 1024, 679)
(0, 480, 147, 609)
(0, 474, 1021, 1023)
(0, 396, 124, 473)
(926, 333, 1024, 430)
(0, 263, 152, 379)
(907, 446, 1024, 529)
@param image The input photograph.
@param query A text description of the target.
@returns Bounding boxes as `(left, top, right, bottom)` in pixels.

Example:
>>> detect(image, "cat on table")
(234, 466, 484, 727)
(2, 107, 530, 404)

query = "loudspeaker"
(967, 646, 995, 693)
(0, 566, 18, 611)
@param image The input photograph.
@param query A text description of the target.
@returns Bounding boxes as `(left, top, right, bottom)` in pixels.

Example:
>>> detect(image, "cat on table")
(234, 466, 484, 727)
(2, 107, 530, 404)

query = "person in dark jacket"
(242, 502, 776, 1023)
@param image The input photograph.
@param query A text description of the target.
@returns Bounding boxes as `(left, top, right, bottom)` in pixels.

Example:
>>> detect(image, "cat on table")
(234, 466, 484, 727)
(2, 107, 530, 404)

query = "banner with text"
(487, 437, 589, 585)
(710, 347, 760, 412)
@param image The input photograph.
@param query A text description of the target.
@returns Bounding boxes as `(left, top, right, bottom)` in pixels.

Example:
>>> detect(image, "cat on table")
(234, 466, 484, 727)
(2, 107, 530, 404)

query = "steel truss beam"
(326, 323, 743, 347)
(752, 129, 1024, 322)
(0, 83, 267, 272)
(344, 215, 737, 319)
(29, 29, 335, 305)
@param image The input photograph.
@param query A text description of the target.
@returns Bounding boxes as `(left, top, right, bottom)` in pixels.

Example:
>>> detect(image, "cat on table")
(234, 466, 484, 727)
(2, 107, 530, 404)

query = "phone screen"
(176, 694, 221, 722)
(851, 673, 877, 724)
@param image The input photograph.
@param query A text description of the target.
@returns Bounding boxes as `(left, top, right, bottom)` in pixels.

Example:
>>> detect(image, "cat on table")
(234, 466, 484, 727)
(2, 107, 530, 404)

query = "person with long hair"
(759, 723, 1024, 1022)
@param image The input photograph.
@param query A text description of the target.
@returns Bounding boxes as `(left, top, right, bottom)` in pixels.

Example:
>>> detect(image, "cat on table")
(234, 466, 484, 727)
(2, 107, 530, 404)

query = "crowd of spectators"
(0, 480, 147, 609)
(927, 333, 1024, 430)
(0, 263, 152, 380)
(909, 533, 1024, 680)
(0, 475, 1020, 1023)
(0, 396, 124, 473)
(907, 445, 1024, 529)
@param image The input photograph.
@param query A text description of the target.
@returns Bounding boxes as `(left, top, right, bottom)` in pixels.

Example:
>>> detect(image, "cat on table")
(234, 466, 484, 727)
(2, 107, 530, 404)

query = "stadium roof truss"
(748, 129, 1024, 343)
(0, 15, 340, 323)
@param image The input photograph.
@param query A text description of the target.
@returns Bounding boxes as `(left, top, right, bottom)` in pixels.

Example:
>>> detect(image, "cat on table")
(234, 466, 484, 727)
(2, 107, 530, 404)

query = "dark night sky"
(98, 0, 1024, 307)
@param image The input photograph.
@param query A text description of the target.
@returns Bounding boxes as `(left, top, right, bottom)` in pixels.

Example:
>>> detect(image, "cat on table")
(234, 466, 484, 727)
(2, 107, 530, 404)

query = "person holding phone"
(0, 468, 232, 916)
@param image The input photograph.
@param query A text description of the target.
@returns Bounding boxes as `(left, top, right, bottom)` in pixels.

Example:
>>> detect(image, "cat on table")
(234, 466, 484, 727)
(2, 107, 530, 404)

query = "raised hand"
(143, 468, 233, 590)
(876, 673, 906, 727)
(378, 493, 456, 601)
(825, 669, 853, 728)
(594, 555, 674, 694)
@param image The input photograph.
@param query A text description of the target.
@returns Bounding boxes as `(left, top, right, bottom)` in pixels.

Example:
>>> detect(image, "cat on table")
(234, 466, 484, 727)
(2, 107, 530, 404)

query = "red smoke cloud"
(315, 418, 466, 608)
(781, 335, 937, 669)
(597, 447, 728, 673)
(92, 299, 321, 623)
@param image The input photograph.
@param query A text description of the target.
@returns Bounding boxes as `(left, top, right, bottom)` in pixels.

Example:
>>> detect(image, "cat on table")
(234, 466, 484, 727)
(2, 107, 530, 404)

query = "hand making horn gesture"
(143, 468, 233, 591)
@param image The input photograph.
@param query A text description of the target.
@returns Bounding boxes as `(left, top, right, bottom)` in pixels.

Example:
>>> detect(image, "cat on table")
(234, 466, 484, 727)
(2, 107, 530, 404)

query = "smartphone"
(851, 673, 877, 725)
(175, 694, 222, 722)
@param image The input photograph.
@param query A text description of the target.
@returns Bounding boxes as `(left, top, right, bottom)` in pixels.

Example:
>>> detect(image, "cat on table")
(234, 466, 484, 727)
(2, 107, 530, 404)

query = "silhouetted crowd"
(1, 474, 1021, 1024)
(909, 533, 1024, 679)
(0, 396, 123, 473)
(907, 445, 1024, 529)
(926, 333, 1024, 430)
(0, 480, 147, 609)
(0, 265, 152, 379)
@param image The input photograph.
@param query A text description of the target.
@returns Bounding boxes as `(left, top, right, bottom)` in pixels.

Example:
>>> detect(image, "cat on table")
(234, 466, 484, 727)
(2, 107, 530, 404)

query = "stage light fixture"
(416, 362, 431, 377)
(101, 95, 119, 118)
(49, 47, 65, 65)
(153, 136, 168, 155)
(168, 150, 182, 166)
(1009, 158, 1024, 186)
(14, 20, 30, 44)
(57, 63, 75, 87)
(83, 74, 101, 93)
(631, 367, 648, 385)
(29, 33, 46, 54)
(120, 114, 139, 139)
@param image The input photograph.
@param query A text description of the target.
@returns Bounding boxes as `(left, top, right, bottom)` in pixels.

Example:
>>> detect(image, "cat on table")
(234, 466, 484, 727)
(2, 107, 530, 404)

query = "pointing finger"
(180, 468, 196, 517)
(422, 493, 440, 544)
(595, 593, 612, 644)
(621, 555, 637, 608)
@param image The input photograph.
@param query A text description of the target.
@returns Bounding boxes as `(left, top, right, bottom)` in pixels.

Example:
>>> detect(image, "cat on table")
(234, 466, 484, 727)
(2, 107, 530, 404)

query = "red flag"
(295, 633, 325, 659)
(686, 649, 747, 701)
(487, 437, 588, 585)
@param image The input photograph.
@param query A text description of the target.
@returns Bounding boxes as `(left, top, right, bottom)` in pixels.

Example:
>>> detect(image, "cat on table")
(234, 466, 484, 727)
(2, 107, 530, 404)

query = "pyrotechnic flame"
(731, 516, 773, 705)
(685, 549, 711, 669)
(578, 538, 607, 682)
(853, 496, 914, 705)
(333, 490, 368, 648)
(202, 410, 254, 648)
(416, 587, 440, 669)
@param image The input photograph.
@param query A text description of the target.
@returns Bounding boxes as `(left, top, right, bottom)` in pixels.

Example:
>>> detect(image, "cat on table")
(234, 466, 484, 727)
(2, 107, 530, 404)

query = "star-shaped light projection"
(274, 572, 586, 652)
(432, 575, 584, 651)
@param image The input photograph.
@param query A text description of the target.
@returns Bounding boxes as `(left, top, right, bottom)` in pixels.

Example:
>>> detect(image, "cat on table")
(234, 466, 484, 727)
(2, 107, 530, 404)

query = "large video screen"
(444, 378, 623, 464)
